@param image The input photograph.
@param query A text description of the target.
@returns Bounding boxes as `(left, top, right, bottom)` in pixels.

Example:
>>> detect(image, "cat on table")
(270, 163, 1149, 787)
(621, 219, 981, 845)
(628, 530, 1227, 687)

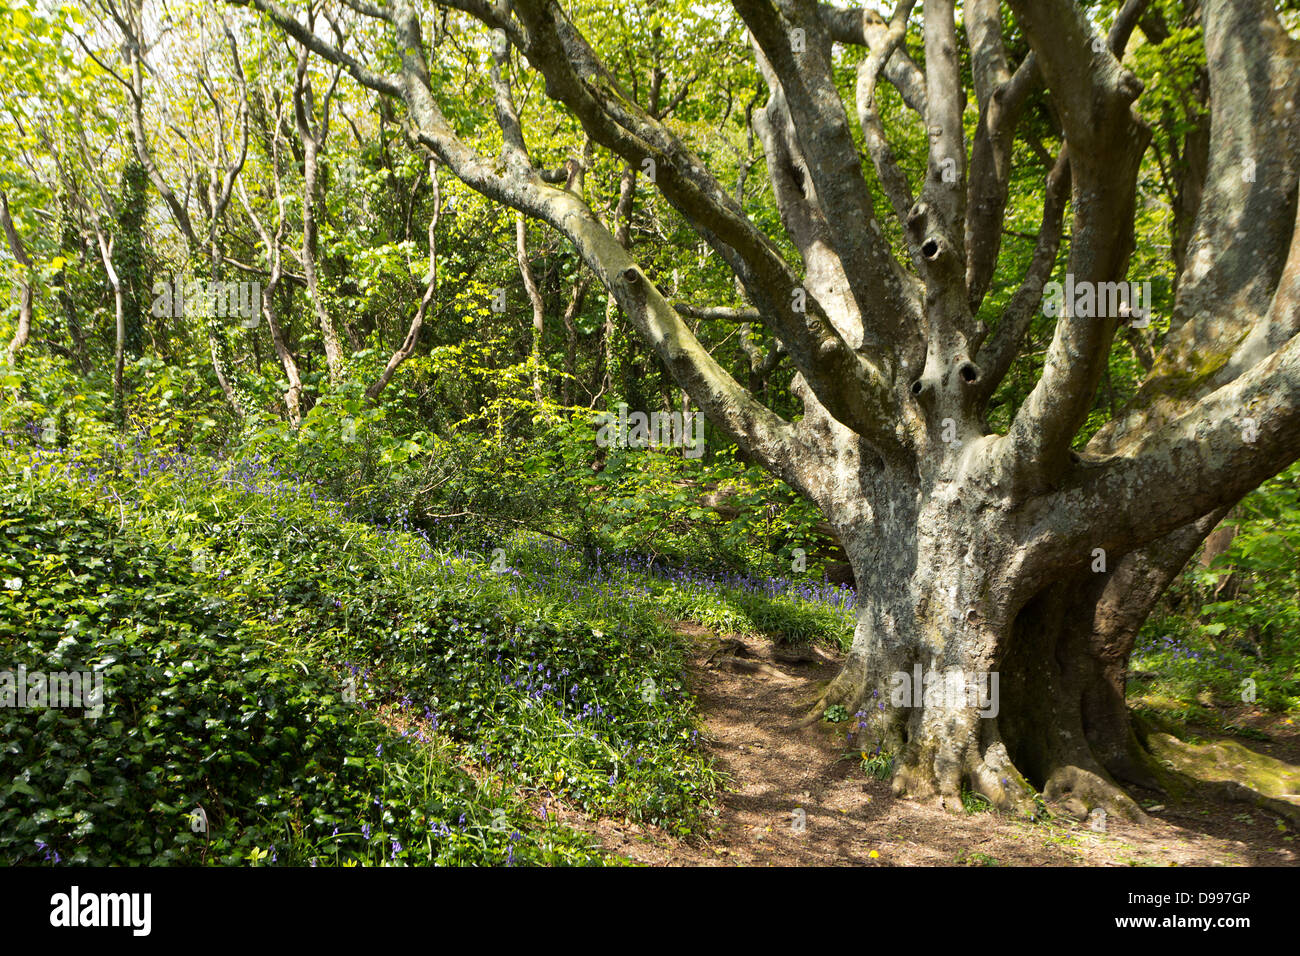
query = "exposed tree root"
(793, 667, 1300, 836)
(1042, 764, 1148, 824)
(1036, 713, 1300, 826)
(798, 627, 1300, 829)
(1134, 719, 1300, 826)
(802, 680, 1041, 818)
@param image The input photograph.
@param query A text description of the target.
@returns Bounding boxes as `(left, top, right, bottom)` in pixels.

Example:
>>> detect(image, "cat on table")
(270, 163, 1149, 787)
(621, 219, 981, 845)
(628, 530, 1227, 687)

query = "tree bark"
(516, 212, 547, 405)
(238, 156, 304, 423)
(88, 223, 126, 427)
(294, 50, 347, 384)
(0, 192, 33, 369)
(367, 159, 440, 402)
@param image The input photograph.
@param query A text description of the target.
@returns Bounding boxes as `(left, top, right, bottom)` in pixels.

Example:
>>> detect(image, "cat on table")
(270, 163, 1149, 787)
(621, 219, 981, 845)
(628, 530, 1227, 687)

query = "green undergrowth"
(0, 492, 607, 865)
(0, 437, 726, 864)
(1129, 462, 1300, 736)
(492, 536, 855, 650)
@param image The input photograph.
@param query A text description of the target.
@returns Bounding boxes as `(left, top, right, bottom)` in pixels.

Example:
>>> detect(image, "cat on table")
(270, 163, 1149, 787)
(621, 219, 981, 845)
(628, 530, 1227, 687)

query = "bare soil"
(571, 626, 1300, 867)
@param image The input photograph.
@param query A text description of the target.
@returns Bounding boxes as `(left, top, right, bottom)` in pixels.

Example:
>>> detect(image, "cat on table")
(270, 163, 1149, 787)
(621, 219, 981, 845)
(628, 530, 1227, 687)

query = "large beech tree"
(242, 0, 1300, 819)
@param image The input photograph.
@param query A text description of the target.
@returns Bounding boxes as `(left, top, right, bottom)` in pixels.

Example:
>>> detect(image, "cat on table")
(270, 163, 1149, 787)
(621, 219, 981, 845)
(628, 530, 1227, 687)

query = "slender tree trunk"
(299, 136, 344, 382)
(1, 192, 33, 368)
(560, 273, 589, 406)
(90, 226, 126, 427)
(238, 134, 304, 424)
(368, 161, 440, 402)
(294, 51, 346, 384)
(262, 299, 302, 424)
(203, 243, 246, 419)
(516, 212, 547, 405)
(597, 163, 637, 405)
(253, 242, 303, 425)
(118, 0, 249, 419)
(56, 208, 90, 375)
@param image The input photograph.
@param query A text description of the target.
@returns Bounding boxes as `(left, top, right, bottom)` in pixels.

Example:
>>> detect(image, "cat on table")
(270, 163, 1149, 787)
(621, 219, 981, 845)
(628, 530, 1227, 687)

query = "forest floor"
(564, 625, 1300, 867)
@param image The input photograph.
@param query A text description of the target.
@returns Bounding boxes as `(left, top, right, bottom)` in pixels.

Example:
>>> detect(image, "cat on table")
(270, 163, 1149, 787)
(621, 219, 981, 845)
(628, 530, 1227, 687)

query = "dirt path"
(577, 627, 1299, 866)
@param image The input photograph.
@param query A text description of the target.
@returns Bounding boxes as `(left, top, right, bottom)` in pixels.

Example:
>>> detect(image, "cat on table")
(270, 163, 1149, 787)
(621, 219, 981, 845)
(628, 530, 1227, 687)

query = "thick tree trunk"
(816, 463, 1040, 816)
(817, 474, 1273, 823)
(822, 521, 1133, 818)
